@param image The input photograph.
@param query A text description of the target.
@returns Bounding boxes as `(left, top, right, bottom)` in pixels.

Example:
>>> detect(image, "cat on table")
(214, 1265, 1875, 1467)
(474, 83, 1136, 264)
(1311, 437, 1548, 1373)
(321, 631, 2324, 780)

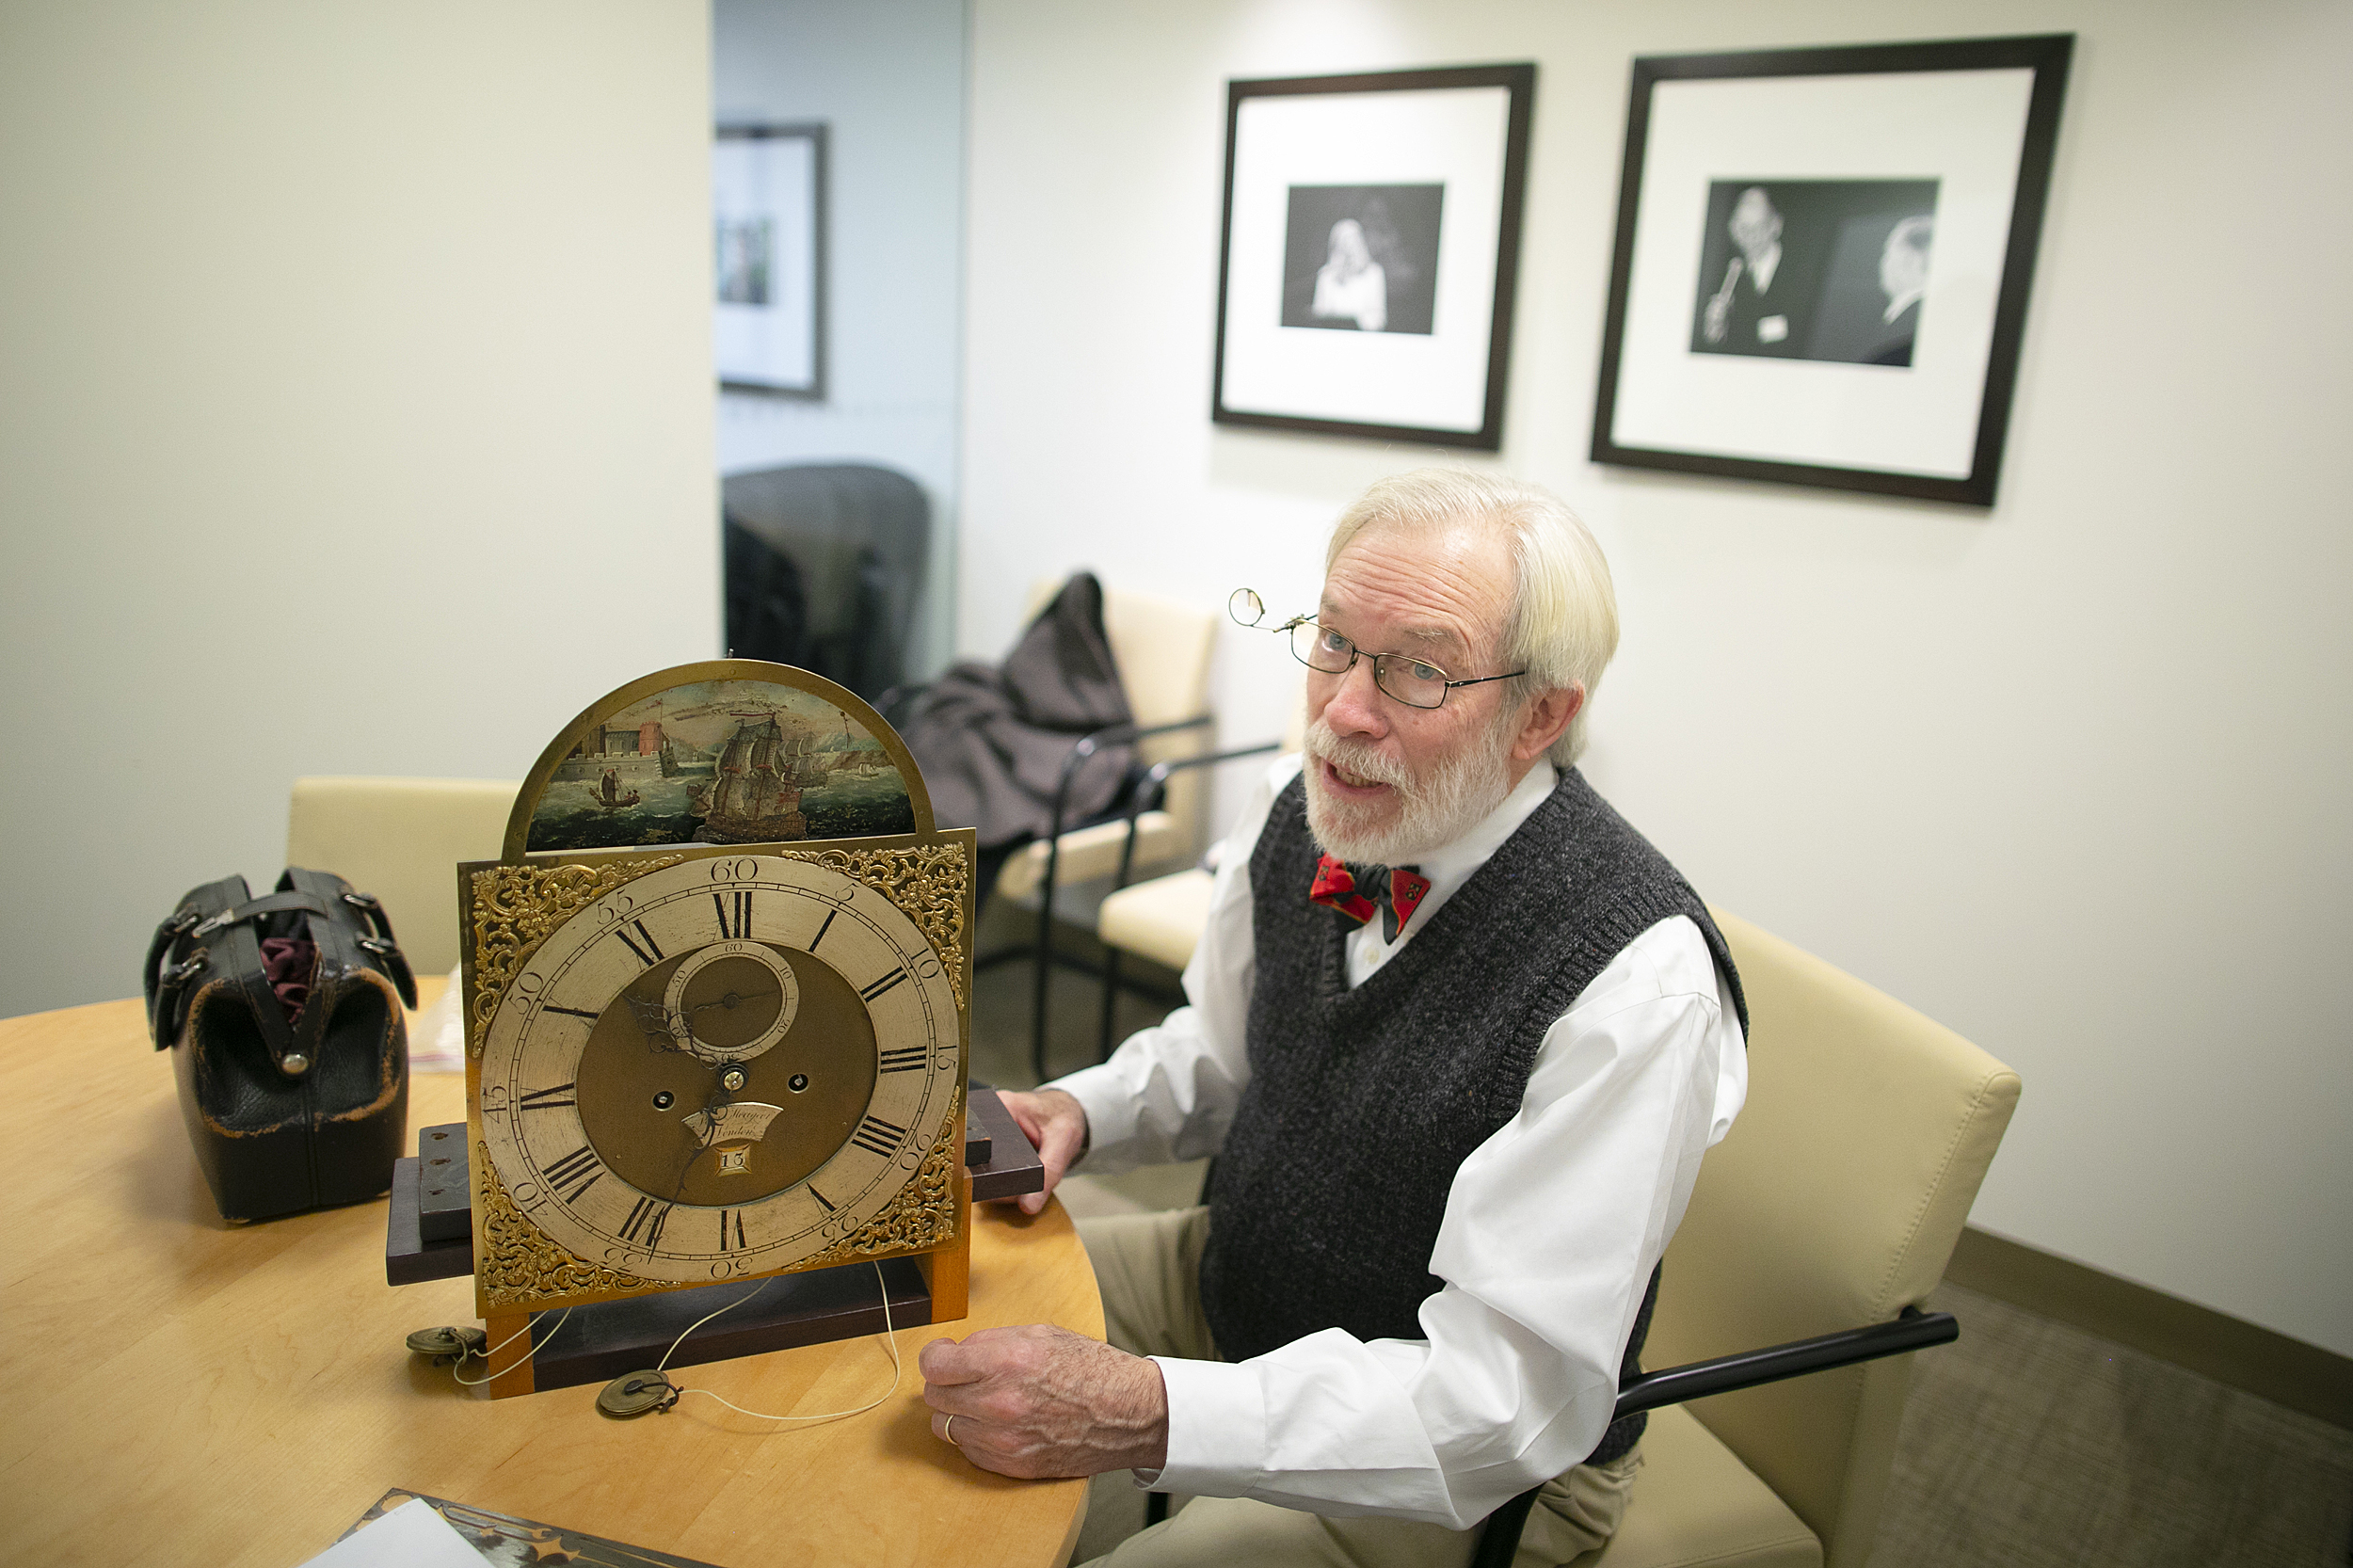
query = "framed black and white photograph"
(1213, 64, 1536, 450)
(1592, 36, 2073, 505)
(713, 122, 826, 398)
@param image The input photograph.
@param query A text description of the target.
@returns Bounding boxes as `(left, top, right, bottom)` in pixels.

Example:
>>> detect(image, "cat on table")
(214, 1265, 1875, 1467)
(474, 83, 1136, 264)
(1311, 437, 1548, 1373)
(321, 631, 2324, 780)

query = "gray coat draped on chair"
(900, 573, 1136, 853)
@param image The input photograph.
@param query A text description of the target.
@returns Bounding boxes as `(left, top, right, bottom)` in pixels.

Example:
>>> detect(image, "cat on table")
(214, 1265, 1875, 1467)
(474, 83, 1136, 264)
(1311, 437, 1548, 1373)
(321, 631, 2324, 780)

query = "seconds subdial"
(662, 939, 799, 1064)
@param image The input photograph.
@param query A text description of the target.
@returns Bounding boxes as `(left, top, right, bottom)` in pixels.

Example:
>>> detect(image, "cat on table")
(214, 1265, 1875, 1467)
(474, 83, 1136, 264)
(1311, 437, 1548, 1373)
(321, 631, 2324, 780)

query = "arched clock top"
(501, 659, 936, 863)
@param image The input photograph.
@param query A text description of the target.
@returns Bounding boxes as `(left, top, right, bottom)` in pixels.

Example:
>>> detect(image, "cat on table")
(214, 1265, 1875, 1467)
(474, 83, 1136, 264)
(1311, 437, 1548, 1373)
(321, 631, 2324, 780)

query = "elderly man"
(920, 469, 1749, 1567)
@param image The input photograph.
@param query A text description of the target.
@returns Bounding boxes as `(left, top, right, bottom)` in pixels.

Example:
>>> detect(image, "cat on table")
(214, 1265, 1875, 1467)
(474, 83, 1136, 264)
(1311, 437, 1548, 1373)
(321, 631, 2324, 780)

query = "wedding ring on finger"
(944, 1413, 959, 1446)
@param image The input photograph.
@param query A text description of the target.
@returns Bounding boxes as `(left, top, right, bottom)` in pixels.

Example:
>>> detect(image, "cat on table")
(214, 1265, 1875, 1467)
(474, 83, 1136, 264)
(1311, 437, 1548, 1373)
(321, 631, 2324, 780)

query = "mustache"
(1305, 722, 1416, 793)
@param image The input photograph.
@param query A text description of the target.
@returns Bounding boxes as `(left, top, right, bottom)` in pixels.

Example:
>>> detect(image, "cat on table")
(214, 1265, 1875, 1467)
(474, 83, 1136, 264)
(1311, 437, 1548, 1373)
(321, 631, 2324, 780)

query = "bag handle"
(334, 888, 417, 1007)
(279, 869, 418, 1012)
(147, 875, 256, 1049)
(145, 904, 204, 1048)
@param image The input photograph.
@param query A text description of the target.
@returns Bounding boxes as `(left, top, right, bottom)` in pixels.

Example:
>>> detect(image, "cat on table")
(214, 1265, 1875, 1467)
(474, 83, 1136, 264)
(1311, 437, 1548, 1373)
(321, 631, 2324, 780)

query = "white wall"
(961, 0, 2353, 1356)
(712, 0, 968, 681)
(0, 1, 717, 1018)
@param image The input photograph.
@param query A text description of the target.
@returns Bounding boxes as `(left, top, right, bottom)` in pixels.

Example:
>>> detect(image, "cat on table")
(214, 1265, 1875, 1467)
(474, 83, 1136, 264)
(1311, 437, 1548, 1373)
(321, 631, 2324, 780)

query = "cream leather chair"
(1473, 909, 2023, 1568)
(284, 777, 520, 977)
(1093, 696, 1305, 1055)
(992, 583, 1220, 906)
(987, 583, 1219, 1080)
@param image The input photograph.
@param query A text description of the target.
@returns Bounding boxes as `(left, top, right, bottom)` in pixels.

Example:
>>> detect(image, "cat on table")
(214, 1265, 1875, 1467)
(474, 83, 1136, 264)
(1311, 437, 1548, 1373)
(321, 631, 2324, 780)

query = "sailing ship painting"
(693, 714, 808, 840)
(526, 679, 911, 853)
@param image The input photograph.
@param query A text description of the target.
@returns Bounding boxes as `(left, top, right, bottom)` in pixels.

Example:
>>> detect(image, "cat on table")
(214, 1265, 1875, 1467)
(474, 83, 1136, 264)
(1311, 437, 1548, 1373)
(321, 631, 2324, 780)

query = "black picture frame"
(1591, 35, 2073, 506)
(1211, 63, 1537, 450)
(714, 122, 828, 399)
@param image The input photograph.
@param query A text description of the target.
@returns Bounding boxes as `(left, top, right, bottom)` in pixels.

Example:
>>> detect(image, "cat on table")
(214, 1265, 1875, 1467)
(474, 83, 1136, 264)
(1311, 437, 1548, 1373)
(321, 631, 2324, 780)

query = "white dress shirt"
(1050, 756, 1748, 1528)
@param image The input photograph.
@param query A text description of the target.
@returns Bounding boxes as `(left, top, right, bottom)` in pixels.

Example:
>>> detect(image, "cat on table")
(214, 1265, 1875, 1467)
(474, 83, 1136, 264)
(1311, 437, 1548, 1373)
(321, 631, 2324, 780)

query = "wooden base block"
(385, 1156, 472, 1285)
(507, 1256, 932, 1396)
(483, 1310, 536, 1399)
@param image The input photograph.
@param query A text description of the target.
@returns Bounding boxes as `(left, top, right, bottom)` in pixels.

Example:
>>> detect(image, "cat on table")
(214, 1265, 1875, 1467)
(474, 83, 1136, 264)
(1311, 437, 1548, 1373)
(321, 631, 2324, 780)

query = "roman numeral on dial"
(808, 1186, 835, 1213)
(849, 1114, 906, 1159)
(712, 890, 752, 940)
(618, 1196, 670, 1248)
(877, 1047, 926, 1073)
(543, 1144, 602, 1203)
(808, 908, 839, 951)
(718, 1209, 747, 1250)
(858, 968, 908, 1003)
(542, 1005, 599, 1021)
(613, 920, 664, 967)
(518, 1081, 577, 1111)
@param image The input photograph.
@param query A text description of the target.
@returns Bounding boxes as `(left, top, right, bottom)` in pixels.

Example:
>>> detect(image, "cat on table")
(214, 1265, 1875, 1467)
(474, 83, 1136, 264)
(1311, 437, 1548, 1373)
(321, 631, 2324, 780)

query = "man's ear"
(1511, 684, 1583, 764)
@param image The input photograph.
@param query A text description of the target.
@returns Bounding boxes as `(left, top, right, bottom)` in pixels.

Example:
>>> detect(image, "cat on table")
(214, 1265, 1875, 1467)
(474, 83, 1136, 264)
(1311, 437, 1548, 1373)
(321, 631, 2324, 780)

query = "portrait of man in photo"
(1689, 178, 1939, 367)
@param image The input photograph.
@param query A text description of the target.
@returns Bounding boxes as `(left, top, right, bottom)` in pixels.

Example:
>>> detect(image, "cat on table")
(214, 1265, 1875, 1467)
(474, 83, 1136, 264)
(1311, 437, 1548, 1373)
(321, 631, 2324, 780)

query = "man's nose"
(1320, 658, 1388, 738)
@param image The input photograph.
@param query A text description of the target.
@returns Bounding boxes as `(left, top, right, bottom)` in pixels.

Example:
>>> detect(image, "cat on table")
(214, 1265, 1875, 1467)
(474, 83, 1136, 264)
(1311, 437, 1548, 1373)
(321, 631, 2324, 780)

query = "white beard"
(1302, 712, 1518, 866)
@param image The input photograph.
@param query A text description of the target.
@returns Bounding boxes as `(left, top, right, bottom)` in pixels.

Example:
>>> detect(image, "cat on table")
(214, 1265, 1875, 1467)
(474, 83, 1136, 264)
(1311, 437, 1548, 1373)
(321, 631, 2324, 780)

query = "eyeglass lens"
(1286, 621, 1449, 709)
(1227, 587, 1267, 628)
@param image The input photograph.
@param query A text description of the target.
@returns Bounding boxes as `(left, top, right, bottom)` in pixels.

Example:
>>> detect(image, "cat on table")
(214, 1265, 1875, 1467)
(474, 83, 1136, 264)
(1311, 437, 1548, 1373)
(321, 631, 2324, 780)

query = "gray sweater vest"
(1200, 767, 1747, 1466)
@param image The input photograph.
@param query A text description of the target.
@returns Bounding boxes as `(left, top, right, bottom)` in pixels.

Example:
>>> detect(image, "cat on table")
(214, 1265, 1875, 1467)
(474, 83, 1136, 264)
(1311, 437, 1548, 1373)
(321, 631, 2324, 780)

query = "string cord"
(655, 1262, 904, 1424)
(452, 1306, 575, 1385)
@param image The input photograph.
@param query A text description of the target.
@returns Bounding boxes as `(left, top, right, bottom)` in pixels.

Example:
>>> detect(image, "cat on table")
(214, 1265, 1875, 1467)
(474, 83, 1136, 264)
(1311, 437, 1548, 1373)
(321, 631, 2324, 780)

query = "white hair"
(1325, 468, 1620, 765)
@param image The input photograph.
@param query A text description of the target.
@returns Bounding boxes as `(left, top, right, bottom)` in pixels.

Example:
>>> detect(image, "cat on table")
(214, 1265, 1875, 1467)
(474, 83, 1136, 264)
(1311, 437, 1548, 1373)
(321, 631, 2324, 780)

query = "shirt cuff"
(1045, 1062, 1140, 1169)
(1144, 1356, 1266, 1497)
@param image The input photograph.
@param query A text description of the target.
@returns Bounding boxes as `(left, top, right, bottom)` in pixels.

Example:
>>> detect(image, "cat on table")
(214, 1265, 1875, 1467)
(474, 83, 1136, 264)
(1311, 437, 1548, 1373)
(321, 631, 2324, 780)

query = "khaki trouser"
(1076, 1207, 1641, 1568)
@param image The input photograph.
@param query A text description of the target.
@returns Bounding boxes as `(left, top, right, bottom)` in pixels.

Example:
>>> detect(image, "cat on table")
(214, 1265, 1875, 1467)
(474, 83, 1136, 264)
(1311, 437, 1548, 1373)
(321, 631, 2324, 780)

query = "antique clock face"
(475, 853, 960, 1286)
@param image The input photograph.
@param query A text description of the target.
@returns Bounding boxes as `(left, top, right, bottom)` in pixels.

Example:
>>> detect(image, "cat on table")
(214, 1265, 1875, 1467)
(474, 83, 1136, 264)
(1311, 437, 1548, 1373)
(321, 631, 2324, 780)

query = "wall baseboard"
(1945, 1227, 2351, 1432)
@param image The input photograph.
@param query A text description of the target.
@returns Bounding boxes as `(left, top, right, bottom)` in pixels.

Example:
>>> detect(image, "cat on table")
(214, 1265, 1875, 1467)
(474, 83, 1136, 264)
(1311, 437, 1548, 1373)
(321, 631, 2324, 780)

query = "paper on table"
(299, 1496, 490, 1567)
(409, 967, 467, 1073)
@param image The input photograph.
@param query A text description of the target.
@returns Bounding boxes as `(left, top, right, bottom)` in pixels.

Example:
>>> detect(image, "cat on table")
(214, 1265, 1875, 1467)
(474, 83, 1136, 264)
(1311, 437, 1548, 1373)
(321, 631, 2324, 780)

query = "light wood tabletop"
(0, 984, 1101, 1567)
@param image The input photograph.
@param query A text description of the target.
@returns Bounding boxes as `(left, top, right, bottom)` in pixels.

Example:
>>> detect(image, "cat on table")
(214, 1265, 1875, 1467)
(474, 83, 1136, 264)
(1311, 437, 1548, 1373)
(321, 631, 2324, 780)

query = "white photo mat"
(1592, 36, 2073, 505)
(1610, 70, 2033, 478)
(714, 125, 823, 396)
(1213, 66, 1534, 448)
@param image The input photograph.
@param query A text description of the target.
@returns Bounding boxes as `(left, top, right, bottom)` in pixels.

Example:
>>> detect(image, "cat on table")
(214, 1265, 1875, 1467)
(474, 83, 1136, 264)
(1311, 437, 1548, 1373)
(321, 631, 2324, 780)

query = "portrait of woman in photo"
(1310, 217, 1388, 331)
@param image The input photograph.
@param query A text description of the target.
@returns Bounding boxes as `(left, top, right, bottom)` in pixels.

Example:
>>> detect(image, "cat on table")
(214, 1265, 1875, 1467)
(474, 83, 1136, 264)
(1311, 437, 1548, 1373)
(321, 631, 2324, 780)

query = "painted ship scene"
(527, 680, 913, 853)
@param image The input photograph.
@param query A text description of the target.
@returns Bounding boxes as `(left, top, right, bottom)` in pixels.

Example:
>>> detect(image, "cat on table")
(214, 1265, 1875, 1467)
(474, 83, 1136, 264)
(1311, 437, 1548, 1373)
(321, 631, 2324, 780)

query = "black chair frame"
(872, 683, 1213, 1084)
(1093, 738, 1286, 1062)
(1140, 1306, 1960, 1555)
(1017, 713, 1213, 1080)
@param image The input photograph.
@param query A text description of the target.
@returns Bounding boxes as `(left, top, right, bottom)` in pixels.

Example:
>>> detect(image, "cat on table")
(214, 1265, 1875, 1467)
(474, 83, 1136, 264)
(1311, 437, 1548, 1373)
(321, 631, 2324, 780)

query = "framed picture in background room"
(713, 122, 827, 398)
(1212, 64, 1537, 450)
(1591, 35, 2073, 505)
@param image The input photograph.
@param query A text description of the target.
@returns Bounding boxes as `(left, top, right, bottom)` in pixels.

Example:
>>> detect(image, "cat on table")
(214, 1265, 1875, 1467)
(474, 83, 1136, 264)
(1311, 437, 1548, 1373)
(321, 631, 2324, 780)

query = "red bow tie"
(1310, 854, 1431, 943)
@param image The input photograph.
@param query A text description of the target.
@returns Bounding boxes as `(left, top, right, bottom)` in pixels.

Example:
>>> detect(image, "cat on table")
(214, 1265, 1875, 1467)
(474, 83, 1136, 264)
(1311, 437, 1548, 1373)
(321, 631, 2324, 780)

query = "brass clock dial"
(475, 853, 959, 1285)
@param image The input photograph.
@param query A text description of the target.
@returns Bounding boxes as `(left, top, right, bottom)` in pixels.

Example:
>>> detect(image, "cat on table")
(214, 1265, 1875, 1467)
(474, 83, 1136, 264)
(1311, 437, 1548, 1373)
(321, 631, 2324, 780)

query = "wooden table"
(0, 987, 1101, 1567)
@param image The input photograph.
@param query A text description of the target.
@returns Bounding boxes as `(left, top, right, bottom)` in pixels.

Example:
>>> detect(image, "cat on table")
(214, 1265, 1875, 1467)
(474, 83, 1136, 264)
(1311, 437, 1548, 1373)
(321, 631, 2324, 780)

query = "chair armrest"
(1611, 1305, 1958, 1420)
(1108, 739, 1286, 892)
(1026, 712, 1213, 1082)
(1466, 1307, 1958, 1568)
(1038, 712, 1214, 902)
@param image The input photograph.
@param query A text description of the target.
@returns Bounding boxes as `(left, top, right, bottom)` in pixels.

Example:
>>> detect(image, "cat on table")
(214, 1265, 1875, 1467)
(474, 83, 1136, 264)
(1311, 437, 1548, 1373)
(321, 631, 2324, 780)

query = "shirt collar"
(1363, 760, 1559, 953)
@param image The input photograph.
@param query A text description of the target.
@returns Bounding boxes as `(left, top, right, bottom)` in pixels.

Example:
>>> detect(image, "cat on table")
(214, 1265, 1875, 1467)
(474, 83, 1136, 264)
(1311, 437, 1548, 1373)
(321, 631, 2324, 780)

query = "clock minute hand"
(687, 984, 778, 1016)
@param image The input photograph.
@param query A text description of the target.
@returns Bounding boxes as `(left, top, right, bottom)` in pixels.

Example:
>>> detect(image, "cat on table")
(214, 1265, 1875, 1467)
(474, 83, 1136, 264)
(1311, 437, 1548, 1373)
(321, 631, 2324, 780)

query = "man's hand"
(996, 1087, 1087, 1216)
(920, 1324, 1168, 1479)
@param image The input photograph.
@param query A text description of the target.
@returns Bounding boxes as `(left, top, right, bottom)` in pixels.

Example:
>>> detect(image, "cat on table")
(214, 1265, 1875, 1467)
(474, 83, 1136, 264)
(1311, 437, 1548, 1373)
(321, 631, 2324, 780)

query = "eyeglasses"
(1227, 587, 1526, 712)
